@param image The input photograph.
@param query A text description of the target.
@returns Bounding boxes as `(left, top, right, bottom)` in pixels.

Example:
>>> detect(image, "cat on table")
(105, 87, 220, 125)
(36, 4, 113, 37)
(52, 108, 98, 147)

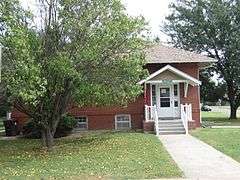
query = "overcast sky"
(20, 0, 173, 42)
(122, 0, 173, 42)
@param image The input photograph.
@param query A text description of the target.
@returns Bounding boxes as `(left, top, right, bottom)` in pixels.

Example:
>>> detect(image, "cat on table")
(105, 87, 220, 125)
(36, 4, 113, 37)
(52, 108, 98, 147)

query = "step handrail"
(145, 105, 159, 135)
(153, 105, 159, 135)
(180, 103, 192, 134)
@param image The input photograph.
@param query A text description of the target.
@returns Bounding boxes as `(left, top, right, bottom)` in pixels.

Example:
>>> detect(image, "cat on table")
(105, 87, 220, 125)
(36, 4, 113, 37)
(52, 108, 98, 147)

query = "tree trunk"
(227, 82, 238, 120)
(41, 128, 54, 150)
(230, 105, 237, 119)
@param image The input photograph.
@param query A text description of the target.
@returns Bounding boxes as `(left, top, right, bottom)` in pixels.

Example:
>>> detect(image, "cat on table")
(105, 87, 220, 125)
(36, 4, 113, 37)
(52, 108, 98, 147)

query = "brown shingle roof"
(146, 44, 217, 64)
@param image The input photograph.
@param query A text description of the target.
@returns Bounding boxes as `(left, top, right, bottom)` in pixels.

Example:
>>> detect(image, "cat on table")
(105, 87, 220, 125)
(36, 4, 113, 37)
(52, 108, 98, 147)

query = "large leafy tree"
(0, 84, 10, 117)
(200, 70, 226, 104)
(0, 0, 147, 149)
(164, 0, 240, 119)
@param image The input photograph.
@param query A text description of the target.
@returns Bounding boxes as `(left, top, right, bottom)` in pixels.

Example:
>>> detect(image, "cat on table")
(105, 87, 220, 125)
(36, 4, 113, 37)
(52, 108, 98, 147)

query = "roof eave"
(138, 65, 201, 86)
(145, 60, 218, 64)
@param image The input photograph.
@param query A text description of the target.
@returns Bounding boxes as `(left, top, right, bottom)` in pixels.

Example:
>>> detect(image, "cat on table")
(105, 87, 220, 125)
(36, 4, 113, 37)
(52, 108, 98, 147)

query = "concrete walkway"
(159, 135, 240, 179)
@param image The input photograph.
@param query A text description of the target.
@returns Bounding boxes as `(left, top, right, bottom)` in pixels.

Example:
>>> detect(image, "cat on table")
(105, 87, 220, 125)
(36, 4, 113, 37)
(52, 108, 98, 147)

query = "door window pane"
(174, 100, 179, 107)
(174, 84, 178, 96)
(160, 98, 170, 107)
(160, 88, 170, 97)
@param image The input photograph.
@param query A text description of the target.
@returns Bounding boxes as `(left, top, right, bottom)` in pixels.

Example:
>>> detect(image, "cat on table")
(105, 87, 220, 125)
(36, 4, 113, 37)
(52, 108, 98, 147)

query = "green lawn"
(192, 111, 240, 162)
(0, 132, 182, 179)
(202, 111, 240, 126)
(191, 128, 240, 162)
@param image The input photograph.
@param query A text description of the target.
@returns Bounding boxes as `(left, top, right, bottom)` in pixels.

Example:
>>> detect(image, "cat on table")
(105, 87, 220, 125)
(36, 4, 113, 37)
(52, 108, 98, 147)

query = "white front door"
(156, 84, 180, 118)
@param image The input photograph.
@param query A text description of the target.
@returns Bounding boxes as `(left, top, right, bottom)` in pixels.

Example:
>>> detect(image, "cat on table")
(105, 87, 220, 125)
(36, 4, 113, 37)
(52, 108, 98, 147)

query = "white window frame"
(150, 84, 157, 106)
(75, 116, 88, 130)
(115, 114, 131, 130)
(173, 83, 180, 108)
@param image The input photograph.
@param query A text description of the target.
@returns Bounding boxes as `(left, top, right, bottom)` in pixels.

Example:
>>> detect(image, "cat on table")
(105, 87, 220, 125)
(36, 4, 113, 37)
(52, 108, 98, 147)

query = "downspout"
(197, 67, 202, 124)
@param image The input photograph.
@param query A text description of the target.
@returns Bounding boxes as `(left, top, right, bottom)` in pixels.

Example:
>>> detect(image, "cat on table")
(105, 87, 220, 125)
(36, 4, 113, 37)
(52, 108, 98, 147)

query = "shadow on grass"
(0, 130, 143, 154)
(202, 111, 240, 126)
(55, 130, 143, 149)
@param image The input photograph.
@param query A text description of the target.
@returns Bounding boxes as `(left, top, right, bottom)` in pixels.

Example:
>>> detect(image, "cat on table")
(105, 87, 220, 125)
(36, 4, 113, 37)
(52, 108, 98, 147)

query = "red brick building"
(11, 45, 216, 135)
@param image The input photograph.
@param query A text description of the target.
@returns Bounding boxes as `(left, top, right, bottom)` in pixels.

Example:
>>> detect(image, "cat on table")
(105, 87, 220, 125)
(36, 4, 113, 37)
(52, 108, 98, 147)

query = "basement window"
(115, 114, 131, 130)
(75, 116, 88, 130)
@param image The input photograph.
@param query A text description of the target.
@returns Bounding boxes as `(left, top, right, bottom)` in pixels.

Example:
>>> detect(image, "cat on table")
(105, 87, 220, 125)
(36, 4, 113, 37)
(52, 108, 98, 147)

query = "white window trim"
(115, 114, 131, 130)
(75, 116, 88, 130)
(150, 84, 157, 106)
(173, 83, 180, 108)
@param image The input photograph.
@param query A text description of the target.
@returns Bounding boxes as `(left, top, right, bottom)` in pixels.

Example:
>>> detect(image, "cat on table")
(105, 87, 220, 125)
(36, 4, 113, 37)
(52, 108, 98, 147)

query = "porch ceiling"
(139, 65, 201, 86)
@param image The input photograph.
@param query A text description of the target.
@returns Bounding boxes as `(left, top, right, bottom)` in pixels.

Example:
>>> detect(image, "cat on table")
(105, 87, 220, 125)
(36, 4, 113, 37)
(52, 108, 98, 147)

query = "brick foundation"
(188, 120, 196, 130)
(143, 121, 155, 133)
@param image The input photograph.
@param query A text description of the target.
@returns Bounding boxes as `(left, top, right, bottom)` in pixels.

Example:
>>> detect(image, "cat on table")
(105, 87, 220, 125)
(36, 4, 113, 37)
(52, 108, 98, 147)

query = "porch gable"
(138, 65, 201, 86)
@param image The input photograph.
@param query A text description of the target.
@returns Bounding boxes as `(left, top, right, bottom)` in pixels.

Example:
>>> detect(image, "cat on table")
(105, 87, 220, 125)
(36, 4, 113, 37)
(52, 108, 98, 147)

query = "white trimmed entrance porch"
(139, 65, 201, 135)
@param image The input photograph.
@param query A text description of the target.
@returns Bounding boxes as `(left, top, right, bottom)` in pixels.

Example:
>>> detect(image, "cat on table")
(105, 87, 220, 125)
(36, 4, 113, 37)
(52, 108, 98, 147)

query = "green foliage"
(0, 132, 182, 178)
(23, 115, 77, 139)
(1, 0, 146, 109)
(164, 0, 240, 118)
(0, 0, 147, 146)
(55, 115, 77, 137)
(22, 120, 41, 139)
(200, 70, 227, 103)
(58, 115, 77, 130)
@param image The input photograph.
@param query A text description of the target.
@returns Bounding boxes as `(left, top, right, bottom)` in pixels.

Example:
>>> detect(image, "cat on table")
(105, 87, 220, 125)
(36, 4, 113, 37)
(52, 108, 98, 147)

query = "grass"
(0, 131, 182, 179)
(201, 111, 240, 126)
(191, 128, 240, 162)
(192, 109, 240, 162)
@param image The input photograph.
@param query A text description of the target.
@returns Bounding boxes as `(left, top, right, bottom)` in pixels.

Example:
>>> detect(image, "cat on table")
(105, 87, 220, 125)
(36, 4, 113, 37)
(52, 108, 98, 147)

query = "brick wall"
(12, 63, 200, 130)
(12, 95, 145, 130)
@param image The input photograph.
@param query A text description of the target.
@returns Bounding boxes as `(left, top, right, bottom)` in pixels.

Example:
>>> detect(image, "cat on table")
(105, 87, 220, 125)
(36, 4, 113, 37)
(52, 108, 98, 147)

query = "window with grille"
(174, 84, 178, 96)
(151, 84, 157, 106)
(160, 87, 170, 107)
(75, 116, 88, 130)
(115, 114, 131, 130)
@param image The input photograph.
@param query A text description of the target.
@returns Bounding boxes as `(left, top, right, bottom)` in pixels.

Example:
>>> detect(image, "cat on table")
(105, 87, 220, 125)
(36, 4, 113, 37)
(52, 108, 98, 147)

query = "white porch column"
(184, 82, 189, 98)
(144, 82, 147, 105)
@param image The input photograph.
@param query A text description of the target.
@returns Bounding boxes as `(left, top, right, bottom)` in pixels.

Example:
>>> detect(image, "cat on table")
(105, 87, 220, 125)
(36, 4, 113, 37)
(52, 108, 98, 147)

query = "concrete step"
(158, 117, 181, 120)
(159, 127, 185, 131)
(159, 122, 183, 127)
(158, 119, 182, 123)
(159, 123, 183, 127)
(158, 124, 184, 127)
(158, 130, 186, 135)
(156, 119, 186, 135)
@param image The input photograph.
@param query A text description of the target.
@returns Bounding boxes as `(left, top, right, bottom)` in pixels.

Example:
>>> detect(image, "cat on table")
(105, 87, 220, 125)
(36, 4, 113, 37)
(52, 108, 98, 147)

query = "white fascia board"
(138, 65, 201, 86)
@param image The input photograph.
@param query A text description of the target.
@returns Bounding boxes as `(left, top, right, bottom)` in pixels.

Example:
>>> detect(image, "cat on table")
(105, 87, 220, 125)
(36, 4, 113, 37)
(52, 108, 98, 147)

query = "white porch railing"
(180, 103, 192, 134)
(145, 105, 159, 135)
